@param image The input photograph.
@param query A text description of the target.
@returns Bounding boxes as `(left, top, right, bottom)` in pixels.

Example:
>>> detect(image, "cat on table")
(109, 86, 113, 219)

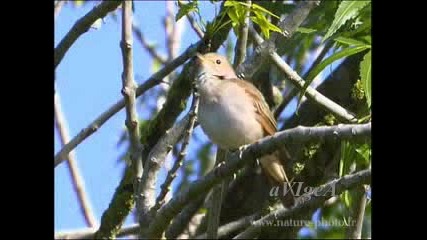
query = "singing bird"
(194, 52, 295, 207)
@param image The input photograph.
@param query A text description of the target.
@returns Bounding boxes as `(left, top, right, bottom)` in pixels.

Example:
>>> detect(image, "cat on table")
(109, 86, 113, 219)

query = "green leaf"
(355, 143, 371, 166)
(176, 1, 198, 22)
(74, 0, 84, 7)
(333, 36, 368, 46)
(360, 50, 371, 108)
(323, 0, 371, 42)
(298, 45, 371, 107)
(250, 3, 279, 19)
(251, 11, 282, 39)
(151, 58, 162, 74)
(296, 27, 317, 34)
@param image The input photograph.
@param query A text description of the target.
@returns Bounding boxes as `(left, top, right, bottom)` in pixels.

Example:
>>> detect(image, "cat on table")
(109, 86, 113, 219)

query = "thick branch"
(54, 42, 199, 168)
(55, 223, 139, 239)
(234, 169, 371, 239)
(146, 123, 370, 238)
(55, 0, 121, 69)
(54, 91, 97, 228)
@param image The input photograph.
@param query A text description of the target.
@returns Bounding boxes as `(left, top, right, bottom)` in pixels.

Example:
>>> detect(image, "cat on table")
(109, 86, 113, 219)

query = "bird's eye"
(216, 59, 221, 64)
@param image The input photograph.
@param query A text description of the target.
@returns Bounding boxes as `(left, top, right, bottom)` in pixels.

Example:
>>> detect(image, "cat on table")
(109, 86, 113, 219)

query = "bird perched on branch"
(194, 52, 295, 207)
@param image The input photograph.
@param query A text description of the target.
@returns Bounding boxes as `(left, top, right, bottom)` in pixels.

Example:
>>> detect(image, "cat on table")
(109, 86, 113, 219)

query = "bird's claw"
(237, 144, 249, 159)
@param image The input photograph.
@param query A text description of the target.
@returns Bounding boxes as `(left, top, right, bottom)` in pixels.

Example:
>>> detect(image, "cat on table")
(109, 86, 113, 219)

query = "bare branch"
(120, 0, 143, 184)
(269, 47, 357, 123)
(166, 195, 206, 239)
(146, 123, 371, 238)
(154, 94, 199, 212)
(234, 169, 371, 239)
(346, 186, 368, 239)
(248, 27, 356, 123)
(236, 0, 321, 79)
(54, 91, 97, 228)
(54, 42, 199, 168)
(55, 1, 121, 69)
(196, 213, 259, 239)
(187, 13, 204, 39)
(207, 149, 227, 239)
(233, 0, 251, 68)
(274, 41, 335, 119)
(55, 223, 139, 239)
(133, 25, 167, 64)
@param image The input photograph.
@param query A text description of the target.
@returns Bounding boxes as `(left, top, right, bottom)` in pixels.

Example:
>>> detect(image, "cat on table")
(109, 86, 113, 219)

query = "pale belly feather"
(198, 84, 264, 150)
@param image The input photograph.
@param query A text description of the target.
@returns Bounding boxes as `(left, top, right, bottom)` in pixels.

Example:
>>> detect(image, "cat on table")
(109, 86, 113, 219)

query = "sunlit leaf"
(176, 0, 199, 22)
(333, 36, 368, 46)
(296, 27, 317, 34)
(360, 50, 371, 108)
(323, 0, 371, 42)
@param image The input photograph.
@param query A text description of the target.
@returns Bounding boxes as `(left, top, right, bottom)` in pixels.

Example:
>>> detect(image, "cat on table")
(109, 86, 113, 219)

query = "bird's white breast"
(197, 79, 264, 150)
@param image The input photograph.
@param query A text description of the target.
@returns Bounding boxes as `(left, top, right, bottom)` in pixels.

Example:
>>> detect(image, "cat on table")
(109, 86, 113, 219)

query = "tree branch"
(233, 0, 251, 68)
(154, 94, 199, 212)
(236, 0, 321, 79)
(186, 13, 204, 39)
(165, 195, 206, 239)
(207, 149, 227, 239)
(146, 123, 371, 238)
(196, 213, 259, 239)
(54, 91, 97, 228)
(132, 24, 167, 64)
(54, 42, 199, 168)
(55, 223, 139, 239)
(274, 40, 334, 119)
(120, 0, 143, 189)
(346, 186, 368, 239)
(54, 0, 121, 69)
(269, 48, 357, 123)
(233, 168, 371, 239)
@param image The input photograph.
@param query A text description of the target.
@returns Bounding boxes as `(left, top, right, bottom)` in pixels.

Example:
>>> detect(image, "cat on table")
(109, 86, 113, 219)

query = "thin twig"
(236, 0, 321, 79)
(249, 27, 357, 123)
(55, 0, 121, 69)
(207, 149, 227, 239)
(54, 91, 97, 228)
(133, 25, 167, 64)
(146, 123, 371, 238)
(196, 213, 259, 239)
(166, 195, 207, 239)
(274, 41, 335, 119)
(54, 42, 199, 168)
(154, 94, 199, 212)
(233, 0, 250, 68)
(233, 168, 371, 239)
(186, 13, 204, 39)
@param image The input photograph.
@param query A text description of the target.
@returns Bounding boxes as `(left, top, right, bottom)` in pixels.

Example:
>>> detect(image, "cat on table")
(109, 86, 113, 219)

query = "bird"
(194, 52, 295, 207)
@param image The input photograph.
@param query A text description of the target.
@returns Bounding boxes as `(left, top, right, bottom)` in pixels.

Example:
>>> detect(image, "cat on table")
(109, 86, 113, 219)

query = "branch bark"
(54, 91, 97, 228)
(55, 0, 121, 69)
(234, 168, 371, 239)
(146, 123, 370, 238)
(196, 213, 259, 239)
(233, 0, 251, 68)
(54, 41, 199, 168)
(120, 0, 143, 189)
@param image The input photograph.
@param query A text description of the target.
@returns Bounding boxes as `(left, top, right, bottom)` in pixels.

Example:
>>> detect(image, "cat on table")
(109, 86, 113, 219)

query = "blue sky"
(54, 1, 342, 235)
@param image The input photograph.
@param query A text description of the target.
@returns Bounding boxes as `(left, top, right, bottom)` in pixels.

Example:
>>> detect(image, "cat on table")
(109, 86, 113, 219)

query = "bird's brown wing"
(230, 79, 277, 136)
